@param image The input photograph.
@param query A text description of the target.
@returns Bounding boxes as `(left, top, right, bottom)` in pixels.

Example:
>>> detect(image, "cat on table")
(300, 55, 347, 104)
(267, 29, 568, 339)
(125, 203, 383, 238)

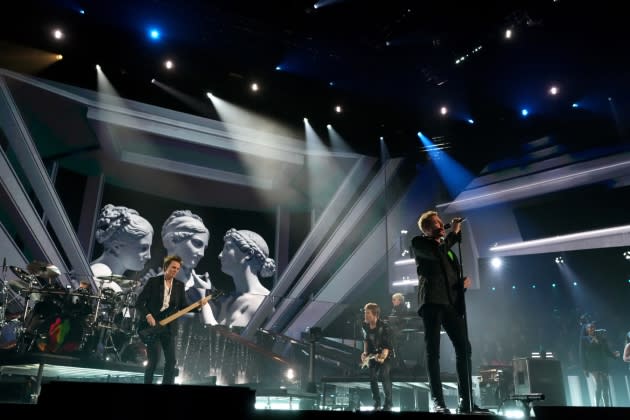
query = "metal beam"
(87, 107, 306, 165)
(0, 76, 93, 289)
(241, 156, 377, 338)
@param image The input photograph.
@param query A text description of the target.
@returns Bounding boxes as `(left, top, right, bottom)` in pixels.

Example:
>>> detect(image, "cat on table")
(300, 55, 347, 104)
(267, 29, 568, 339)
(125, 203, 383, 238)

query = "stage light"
(491, 287, 496, 291)
(521, 108, 529, 116)
(151, 78, 155, 84)
(251, 82, 259, 92)
(95, 64, 101, 70)
(164, 60, 173, 69)
(79, 9, 85, 14)
(56, 54, 63, 60)
(623, 250, 630, 260)
(326, 124, 332, 129)
(335, 105, 342, 113)
(275, 65, 282, 71)
(440, 106, 448, 115)
(303, 117, 308, 122)
(549, 86, 558, 95)
(149, 28, 160, 40)
(392, 278, 418, 286)
(399, 230, 409, 257)
(206, 92, 213, 98)
(573, 281, 577, 286)
(554, 256, 564, 264)
(572, 103, 579, 108)
(53, 29, 64, 40)
(552, 283, 557, 288)
(467, 119, 474, 124)
(491, 257, 502, 269)
(285, 368, 295, 380)
(505, 29, 512, 39)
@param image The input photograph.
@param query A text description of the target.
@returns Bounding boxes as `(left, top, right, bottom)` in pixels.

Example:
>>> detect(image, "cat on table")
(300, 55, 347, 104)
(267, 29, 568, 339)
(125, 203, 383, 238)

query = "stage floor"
(0, 351, 147, 379)
(2, 350, 630, 419)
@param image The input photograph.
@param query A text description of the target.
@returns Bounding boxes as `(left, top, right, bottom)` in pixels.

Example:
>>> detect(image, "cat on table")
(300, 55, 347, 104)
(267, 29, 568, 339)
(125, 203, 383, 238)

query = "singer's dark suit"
(410, 230, 472, 408)
(136, 275, 187, 384)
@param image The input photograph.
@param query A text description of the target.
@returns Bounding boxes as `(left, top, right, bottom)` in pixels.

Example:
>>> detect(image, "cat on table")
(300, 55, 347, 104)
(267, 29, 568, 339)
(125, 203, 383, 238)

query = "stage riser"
(38, 381, 256, 416)
(513, 357, 566, 406)
(0, 377, 36, 403)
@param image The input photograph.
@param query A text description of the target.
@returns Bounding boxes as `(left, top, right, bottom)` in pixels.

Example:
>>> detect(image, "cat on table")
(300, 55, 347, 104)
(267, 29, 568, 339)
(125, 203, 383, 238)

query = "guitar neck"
(158, 298, 204, 326)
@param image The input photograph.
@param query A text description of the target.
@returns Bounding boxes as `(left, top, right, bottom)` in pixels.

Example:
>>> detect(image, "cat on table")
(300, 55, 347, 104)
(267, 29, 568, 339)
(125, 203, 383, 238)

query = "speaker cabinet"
(513, 357, 566, 406)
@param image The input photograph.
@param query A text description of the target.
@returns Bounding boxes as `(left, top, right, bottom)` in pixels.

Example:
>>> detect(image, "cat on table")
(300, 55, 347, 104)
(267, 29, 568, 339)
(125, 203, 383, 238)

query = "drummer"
(21, 262, 65, 338)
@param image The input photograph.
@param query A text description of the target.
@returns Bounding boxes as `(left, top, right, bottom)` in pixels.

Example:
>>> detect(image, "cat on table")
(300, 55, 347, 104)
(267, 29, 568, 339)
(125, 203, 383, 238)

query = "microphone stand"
(455, 231, 474, 413)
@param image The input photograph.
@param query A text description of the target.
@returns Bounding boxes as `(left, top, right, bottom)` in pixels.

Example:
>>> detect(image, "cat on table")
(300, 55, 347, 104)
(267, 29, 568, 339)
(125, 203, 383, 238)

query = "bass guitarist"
(361, 302, 393, 411)
(136, 255, 189, 385)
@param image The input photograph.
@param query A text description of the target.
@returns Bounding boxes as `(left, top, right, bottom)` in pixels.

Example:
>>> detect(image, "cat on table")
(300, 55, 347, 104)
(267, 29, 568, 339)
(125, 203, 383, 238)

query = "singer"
(410, 211, 486, 414)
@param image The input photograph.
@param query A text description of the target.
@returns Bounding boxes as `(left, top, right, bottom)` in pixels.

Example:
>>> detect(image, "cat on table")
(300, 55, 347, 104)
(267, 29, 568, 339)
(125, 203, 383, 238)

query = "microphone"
(444, 217, 466, 230)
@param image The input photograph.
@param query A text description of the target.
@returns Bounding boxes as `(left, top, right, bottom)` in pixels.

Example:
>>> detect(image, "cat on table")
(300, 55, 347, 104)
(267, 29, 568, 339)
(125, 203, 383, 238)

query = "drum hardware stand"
(90, 291, 122, 361)
(96, 321, 121, 361)
(0, 257, 9, 327)
(15, 286, 40, 353)
(0, 284, 6, 328)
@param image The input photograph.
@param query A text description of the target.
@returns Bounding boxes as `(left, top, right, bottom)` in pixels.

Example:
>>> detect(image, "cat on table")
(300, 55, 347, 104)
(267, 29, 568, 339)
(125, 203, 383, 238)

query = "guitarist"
(136, 255, 188, 385)
(361, 302, 393, 411)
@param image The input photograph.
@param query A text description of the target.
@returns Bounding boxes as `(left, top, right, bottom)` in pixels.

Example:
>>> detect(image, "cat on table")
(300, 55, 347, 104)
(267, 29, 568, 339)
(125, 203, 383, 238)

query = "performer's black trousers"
(421, 303, 472, 405)
(144, 331, 177, 385)
(369, 359, 392, 406)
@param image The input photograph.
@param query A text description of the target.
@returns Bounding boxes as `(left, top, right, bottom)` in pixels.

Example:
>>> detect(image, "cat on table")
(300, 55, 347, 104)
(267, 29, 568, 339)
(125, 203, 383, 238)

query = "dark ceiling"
(1, 0, 629, 172)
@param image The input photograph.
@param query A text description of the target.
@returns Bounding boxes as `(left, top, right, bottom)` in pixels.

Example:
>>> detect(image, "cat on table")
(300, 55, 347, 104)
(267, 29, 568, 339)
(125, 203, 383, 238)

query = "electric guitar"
(360, 353, 382, 369)
(138, 290, 223, 343)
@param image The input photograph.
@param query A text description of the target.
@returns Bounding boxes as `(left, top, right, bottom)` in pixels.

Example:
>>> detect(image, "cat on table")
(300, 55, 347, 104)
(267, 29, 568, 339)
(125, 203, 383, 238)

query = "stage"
(2, 350, 630, 419)
(0, 368, 629, 419)
(0, 349, 160, 403)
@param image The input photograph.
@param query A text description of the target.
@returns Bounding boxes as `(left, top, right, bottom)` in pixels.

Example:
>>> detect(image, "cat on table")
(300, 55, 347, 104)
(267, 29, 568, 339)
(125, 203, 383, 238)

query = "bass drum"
(119, 337, 147, 365)
(0, 319, 23, 350)
(35, 315, 91, 354)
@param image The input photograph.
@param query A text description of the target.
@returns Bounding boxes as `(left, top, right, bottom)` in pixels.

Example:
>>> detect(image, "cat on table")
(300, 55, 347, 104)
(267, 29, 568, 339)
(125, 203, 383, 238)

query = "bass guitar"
(360, 353, 380, 369)
(138, 290, 222, 343)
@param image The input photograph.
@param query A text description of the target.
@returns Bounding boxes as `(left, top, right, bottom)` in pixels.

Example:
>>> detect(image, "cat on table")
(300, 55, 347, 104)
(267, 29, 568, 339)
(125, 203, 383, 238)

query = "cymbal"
(96, 274, 137, 288)
(9, 266, 37, 284)
(26, 261, 61, 278)
(7, 277, 31, 292)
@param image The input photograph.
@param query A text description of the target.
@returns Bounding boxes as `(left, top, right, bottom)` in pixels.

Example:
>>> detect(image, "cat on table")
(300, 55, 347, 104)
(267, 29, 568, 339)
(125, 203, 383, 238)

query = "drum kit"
(0, 260, 145, 363)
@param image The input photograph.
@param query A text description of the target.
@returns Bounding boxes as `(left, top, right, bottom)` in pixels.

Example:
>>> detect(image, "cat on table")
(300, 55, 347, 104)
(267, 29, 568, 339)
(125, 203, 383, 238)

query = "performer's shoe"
(382, 400, 393, 411)
(432, 399, 451, 414)
(373, 401, 381, 411)
(457, 402, 492, 414)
